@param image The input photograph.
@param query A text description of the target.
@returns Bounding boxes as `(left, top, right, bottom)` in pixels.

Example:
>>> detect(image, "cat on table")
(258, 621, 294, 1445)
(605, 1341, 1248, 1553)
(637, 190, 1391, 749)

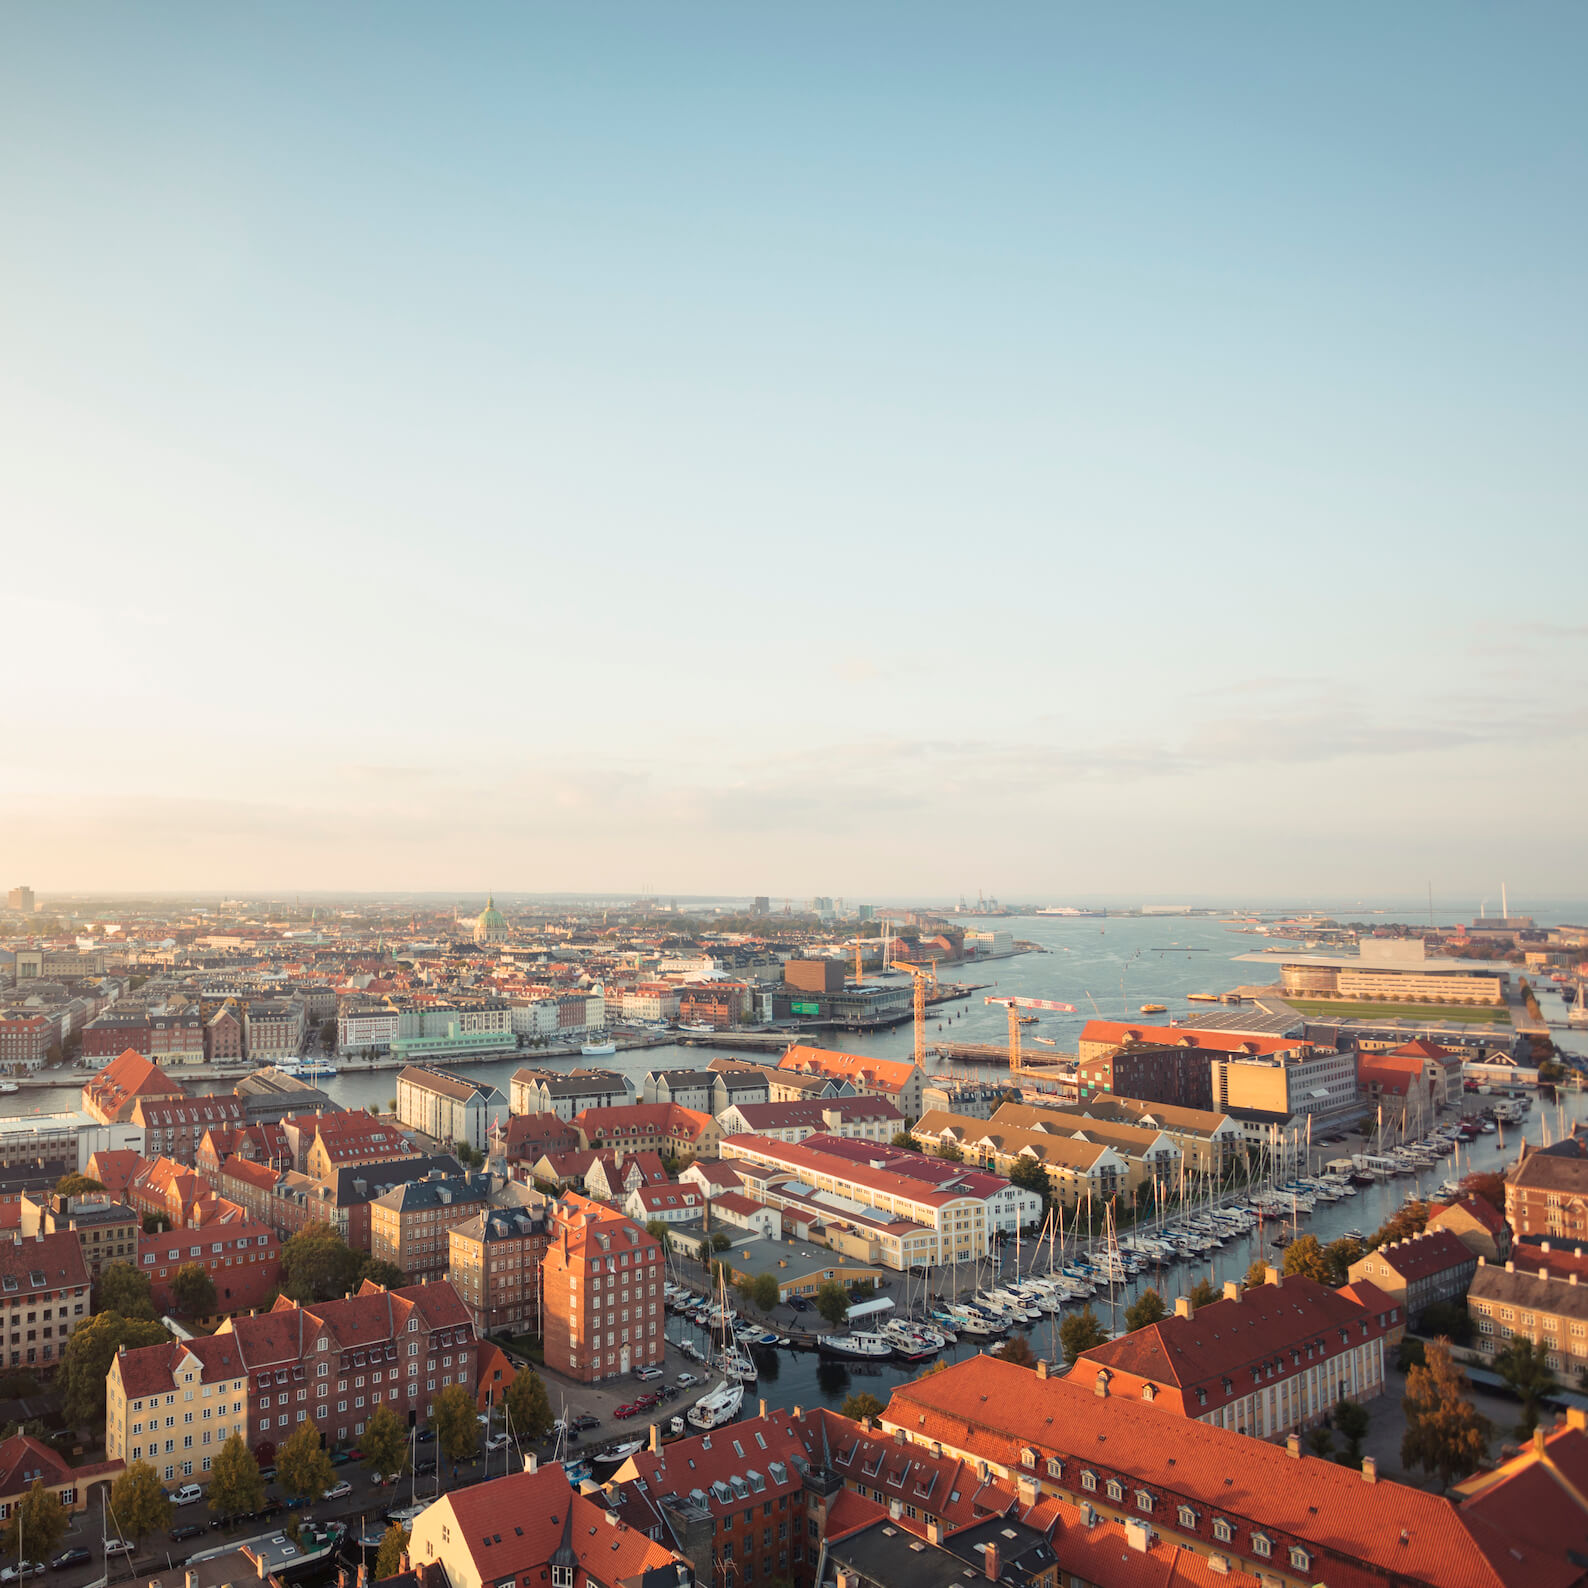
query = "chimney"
(649, 1422, 661, 1453)
(1094, 1370, 1110, 1398)
(1264, 1265, 1282, 1287)
(926, 1520, 944, 1546)
(759, 1399, 768, 1418)
(793, 1405, 803, 1418)
(1286, 1433, 1301, 1459)
(357, 1566, 368, 1588)
(523, 1453, 538, 1474)
(1362, 1456, 1378, 1484)
(1534, 1427, 1548, 1455)
(982, 1541, 1000, 1581)
(258, 1554, 269, 1579)
(187, 1572, 199, 1588)
(1222, 1280, 1242, 1303)
(1015, 1475, 1038, 1508)
(399, 1553, 410, 1576)
(1174, 1297, 1194, 1320)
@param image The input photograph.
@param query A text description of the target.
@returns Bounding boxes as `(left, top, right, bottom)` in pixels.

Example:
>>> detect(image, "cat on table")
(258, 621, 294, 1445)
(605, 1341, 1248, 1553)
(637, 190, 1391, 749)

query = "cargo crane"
(853, 921, 891, 986)
(891, 958, 939, 1068)
(984, 995, 1077, 1073)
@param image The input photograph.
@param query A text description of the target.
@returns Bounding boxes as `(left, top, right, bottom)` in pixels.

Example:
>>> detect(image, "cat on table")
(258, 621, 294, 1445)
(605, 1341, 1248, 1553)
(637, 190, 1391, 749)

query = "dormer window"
(551, 1567, 574, 1587)
(1288, 1546, 1311, 1572)
(1105, 1480, 1123, 1503)
(1178, 1506, 1197, 1529)
(1080, 1471, 1097, 1492)
(1251, 1534, 1272, 1559)
(1212, 1520, 1232, 1544)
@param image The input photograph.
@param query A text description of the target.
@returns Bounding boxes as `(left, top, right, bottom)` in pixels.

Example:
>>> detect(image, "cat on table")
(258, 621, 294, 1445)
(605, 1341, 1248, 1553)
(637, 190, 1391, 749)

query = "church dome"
(473, 894, 508, 946)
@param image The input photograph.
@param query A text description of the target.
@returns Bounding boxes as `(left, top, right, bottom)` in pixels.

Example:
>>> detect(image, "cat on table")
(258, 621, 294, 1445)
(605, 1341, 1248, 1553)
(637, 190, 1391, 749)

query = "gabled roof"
(1430, 1193, 1507, 1237)
(1454, 1417, 1588, 1585)
(1078, 1021, 1305, 1057)
(112, 1335, 247, 1398)
(1367, 1228, 1477, 1281)
(781, 1045, 918, 1089)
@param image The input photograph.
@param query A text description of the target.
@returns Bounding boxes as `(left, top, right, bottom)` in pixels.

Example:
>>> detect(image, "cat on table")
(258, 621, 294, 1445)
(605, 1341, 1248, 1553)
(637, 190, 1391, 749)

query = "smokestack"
(1361, 1457, 1377, 1484)
(982, 1542, 1000, 1581)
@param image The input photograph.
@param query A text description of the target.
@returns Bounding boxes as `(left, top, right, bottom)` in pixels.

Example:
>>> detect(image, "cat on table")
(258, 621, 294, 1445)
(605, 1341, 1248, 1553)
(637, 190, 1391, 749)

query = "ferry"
(580, 1040, 618, 1056)
(1139, 1004, 1167, 1014)
(0, 1081, 18, 1095)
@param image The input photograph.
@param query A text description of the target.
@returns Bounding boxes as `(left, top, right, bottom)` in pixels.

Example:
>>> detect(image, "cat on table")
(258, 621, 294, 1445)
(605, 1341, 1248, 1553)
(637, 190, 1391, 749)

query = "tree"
(840, 1393, 885, 1422)
(1000, 1333, 1038, 1368)
(1494, 1336, 1557, 1437)
(1333, 1399, 1370, 1466)
(171, 1264, 218, 1318)
(362, 1404, 409, 1481)
(374, 1524, 410, 1581)
(53, 1174, 106, 1199)
(0, 1478, 68, 1563)
(280, 1226, 363, 1303)
(358, 1257, 407, 1290)
(431, 1383, 479, 1464)
(1368, 1202, 1429, 1251)
(1242, 1259, 1272, 1290)
(1007, 1156, 1050, 1211)
(96, 1262, 156, 1320)
(504, 1369, 554, 1442)
(109, 1460, 171, 1547)
(1124, 1289, 1167, 1333)
(1402, 1341, 1490, 1488)
(750, 1274, 781, 1312)
(1459, 1171, 1507, 1212)
(889, 1132, 917, 1151)
(813, 1281, 851, 1329)
(60, 1312, 169, 1424)
(1305, 1423, 1334, 1459)
(1324, 1237, 1364, 1285)
(208, 1433, 265, 1520)
(1281, 1236, 1332, 1287)
(645, 1220, 672, 1251)
(1419, 1300, 1474, 1346)
(710, 1231, 732, 1253)
(142, 1212, 169, 1235)
(276, 1419, 335, 1506)
(934, 1141, 963, 1163)
(1059, 1307, 1108, 1366)
(1188, 1276, 1219, 1308)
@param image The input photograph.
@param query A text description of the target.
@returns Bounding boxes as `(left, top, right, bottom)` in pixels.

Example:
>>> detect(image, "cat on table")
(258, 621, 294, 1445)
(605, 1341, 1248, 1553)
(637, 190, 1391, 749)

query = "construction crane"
(891, 958, 939, 1068)
(985, 995, 1077, 1073)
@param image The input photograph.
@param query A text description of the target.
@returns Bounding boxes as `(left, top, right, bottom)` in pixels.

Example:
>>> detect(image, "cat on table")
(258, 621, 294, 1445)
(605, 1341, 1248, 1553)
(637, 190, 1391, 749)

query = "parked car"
(788, 1296, 809, 1312)
(633, 1366, 663, 1381)
(259, 1466, 278, 1482)
(169, 1525, 205, 1544)
(1, 1562, 46, 1582)
(347, 1449, 365, 1462)
(103, 1541, 134, 1557)
(675, 1372, 697, 1386)
(415, 1459, 437, 1477)
(322, 1481, 352, 1501)
(171, 1484, 204, 1506)
(330, 1450, 351, 1466)
(415, 1428, 436, 1444)
(572, 1414, 600, 1431)
(485, 1434, 510, 1452)
(48, 1551, 91, 1572)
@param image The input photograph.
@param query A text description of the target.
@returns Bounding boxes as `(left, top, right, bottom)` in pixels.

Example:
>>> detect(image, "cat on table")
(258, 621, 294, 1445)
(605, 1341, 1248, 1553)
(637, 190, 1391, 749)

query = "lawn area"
(1287, 998, 1510, 1025)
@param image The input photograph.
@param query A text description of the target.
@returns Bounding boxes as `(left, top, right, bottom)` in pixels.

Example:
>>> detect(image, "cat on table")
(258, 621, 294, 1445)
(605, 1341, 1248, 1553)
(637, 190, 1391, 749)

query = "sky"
(2, 4, 1585, 902)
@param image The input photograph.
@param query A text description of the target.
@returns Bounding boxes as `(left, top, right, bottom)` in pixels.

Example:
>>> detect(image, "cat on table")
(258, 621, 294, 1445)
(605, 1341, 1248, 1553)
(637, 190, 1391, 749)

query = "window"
(1135, 1491, 1153, 1513)
(1251, 1534, 1272, 1559)
(1288, 1546, 1311, 1572)
(1105, 1480, 1123, 1503)
(1212, 1520, 1232, 1544)
(1045, 1458, 1063, 1479)
(1177, 1506, 1197, 1529)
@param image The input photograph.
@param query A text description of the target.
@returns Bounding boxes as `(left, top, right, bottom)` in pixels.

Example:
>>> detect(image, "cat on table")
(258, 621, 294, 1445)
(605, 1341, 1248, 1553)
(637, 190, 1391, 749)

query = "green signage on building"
(790, 1001, 820, 1015)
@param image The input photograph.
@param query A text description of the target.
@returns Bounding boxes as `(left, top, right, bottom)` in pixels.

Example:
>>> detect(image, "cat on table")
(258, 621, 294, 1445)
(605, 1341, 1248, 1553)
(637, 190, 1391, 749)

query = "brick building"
(0, 1014, 53, 1074)
(215, 1279, 475, 1450)
(447, 1202, 549, 1338)
(20, 1190, 139, 1280)
(369, 1171, 491, 1281)
(129, 1093, 247, 1164)
(82, 1050, 186, 1125)
(1346, 1228, 1478, 1325)
(0, 1230, 91, 1373)
(1508, 1131, 1588, 1242)
(82, 1011, 152, 1062)
(541, 1193, 664, 1383)
(137, 1219, 281, 1313)
(1070, 1042, 1216, 1110)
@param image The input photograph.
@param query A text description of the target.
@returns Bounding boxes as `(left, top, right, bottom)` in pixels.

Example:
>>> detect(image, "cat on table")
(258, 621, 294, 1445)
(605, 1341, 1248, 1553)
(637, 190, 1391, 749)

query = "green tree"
(710, 1231, 732, 1253)
(934, 1141, 964, 1163)
(1419, 1300, 1474, 1346)
(840, 1392, 885, 1422)
(999, 1333, 1038, 1367)
(1006, 1156, 1050, 1211)
(357, 1257, 407, 1290)
(276, 1419, 335, 1505)
(504, 1369, 554, 1442)
(1402, 1341, 1490, 1488)
(142, 1212, 169, 1235)
(53, 1174, 107, 1199)
(431, 1383, 479, 1464)
(750, 1274, 781, 1312)
(361, 1404, 409, 1482)
(1305, 1423, 1334, 1458)
(1243, 1258, 1272, 1290)
(0, 1478, 68, 1563)
(1494, 1336, 1557, 1437)
(813, 1281, 851, 1329)
(1324, 1237, 1364, 1286)
(1188, 1276, 1219, 1308)
(1059, 1307, 1108, 1366)
(1124, 1288, 1168, 1333)
(1281, 1235, 1332, 1287)
(96, 1262, 156, 1320)
(171, 1263, 218, 1318)
(1333, 1399, 1370, 1465)
(60, 1312, 169, 1424)
(280, 1226, 363, 1303)
(374, 1524, 410, 1581)
(1368, 1202, 1429, 1251)
(109, 1460, 171, 1547)
(889, 1132, 917, 1151)
(208, 1433, 265, 1520)
(645, 1220, 672, 1251)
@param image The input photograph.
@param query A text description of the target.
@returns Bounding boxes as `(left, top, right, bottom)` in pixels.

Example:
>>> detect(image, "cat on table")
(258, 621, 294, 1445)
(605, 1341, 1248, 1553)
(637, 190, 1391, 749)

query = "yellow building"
(105, 1337, 249, 1488)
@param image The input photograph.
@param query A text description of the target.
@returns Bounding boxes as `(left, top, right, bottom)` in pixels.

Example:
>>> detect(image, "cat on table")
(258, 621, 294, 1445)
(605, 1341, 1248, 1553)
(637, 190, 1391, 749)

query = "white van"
(171, 1484, 204, 1506)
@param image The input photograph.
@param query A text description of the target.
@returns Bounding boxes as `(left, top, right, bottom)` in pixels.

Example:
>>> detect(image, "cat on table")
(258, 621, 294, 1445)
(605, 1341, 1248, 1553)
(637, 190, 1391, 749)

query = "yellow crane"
(984, 994, 1077, 1073)
(890, 958, 939, 1068)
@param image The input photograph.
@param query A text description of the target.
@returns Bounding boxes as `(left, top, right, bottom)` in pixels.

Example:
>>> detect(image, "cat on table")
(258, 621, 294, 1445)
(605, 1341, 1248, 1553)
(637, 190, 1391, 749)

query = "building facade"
(446, 1204, 549, 1338)
(395, 1065, 508, 1150)
(105, 1336, 248, 1488)
(0, 1230, 91, 1374)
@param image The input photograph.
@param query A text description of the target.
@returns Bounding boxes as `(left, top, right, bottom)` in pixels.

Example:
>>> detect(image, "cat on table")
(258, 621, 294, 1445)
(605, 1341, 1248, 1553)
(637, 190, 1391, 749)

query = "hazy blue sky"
(3, 5, 1584, 900)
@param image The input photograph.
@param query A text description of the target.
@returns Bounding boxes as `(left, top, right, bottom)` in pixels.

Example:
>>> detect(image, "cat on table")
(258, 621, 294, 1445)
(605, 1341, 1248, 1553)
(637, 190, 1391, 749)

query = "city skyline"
(4, 5, 1583, 893)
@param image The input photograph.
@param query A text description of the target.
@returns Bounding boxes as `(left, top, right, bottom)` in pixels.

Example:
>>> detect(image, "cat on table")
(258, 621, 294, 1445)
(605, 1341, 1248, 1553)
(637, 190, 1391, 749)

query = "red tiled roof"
(1368, 1228, 1477, 1281)
(85, 1149, 142, 1194)
(112, 1335, 248, 1398)
(0, 1231, 89, 1293)
(1430, 1193, 1507, 1237)
(883, 1354, 1528, 1588)
(1454, 1420, 1588, 1586)
(781, 1044, 918, 1089)
(1079, 1022, 1305, 1057)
